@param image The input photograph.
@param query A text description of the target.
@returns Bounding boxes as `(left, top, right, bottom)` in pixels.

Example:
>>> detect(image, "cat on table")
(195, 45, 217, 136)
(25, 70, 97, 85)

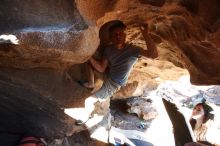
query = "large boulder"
(0, 0, 100, 141)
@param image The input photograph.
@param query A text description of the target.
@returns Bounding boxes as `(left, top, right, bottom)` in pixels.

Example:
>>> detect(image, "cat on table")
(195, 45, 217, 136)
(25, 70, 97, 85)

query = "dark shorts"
(95, 78, 121, 99)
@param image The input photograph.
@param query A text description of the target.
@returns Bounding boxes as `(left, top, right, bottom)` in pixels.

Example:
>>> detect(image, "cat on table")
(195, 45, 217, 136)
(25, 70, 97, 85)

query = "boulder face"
(0, 0, 220, 144)
(0, 0, 99, 69)
(0, 0, 100, 142)
(0, 0, 85, 33)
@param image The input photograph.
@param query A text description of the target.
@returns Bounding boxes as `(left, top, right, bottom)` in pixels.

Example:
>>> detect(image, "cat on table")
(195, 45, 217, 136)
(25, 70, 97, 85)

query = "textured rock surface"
(0, 78, 82, 139)
(127, 97, 158, 121)
(0, 0, 84, 33)
(0, 0, 100, 142)
(0, 0, 99, 70)
(1, 0, 220, 145)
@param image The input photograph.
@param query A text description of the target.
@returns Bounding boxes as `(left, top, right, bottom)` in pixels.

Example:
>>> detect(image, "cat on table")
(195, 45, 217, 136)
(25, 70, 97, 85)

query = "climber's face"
(110, 27, 126, 45)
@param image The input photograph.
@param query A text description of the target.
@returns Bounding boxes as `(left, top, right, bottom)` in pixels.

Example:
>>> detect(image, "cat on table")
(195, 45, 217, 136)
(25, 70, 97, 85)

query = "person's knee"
(85, 95, 98, 109)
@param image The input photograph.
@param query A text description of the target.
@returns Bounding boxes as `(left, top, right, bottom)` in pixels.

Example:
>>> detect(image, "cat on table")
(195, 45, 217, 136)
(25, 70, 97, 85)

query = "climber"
(83, 20, 158, 118)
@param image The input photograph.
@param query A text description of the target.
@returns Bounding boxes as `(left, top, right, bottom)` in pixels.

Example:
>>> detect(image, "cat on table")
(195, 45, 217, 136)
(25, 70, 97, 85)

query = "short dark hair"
(202, 103, 214, 123)
(108, 21, 126, 34)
